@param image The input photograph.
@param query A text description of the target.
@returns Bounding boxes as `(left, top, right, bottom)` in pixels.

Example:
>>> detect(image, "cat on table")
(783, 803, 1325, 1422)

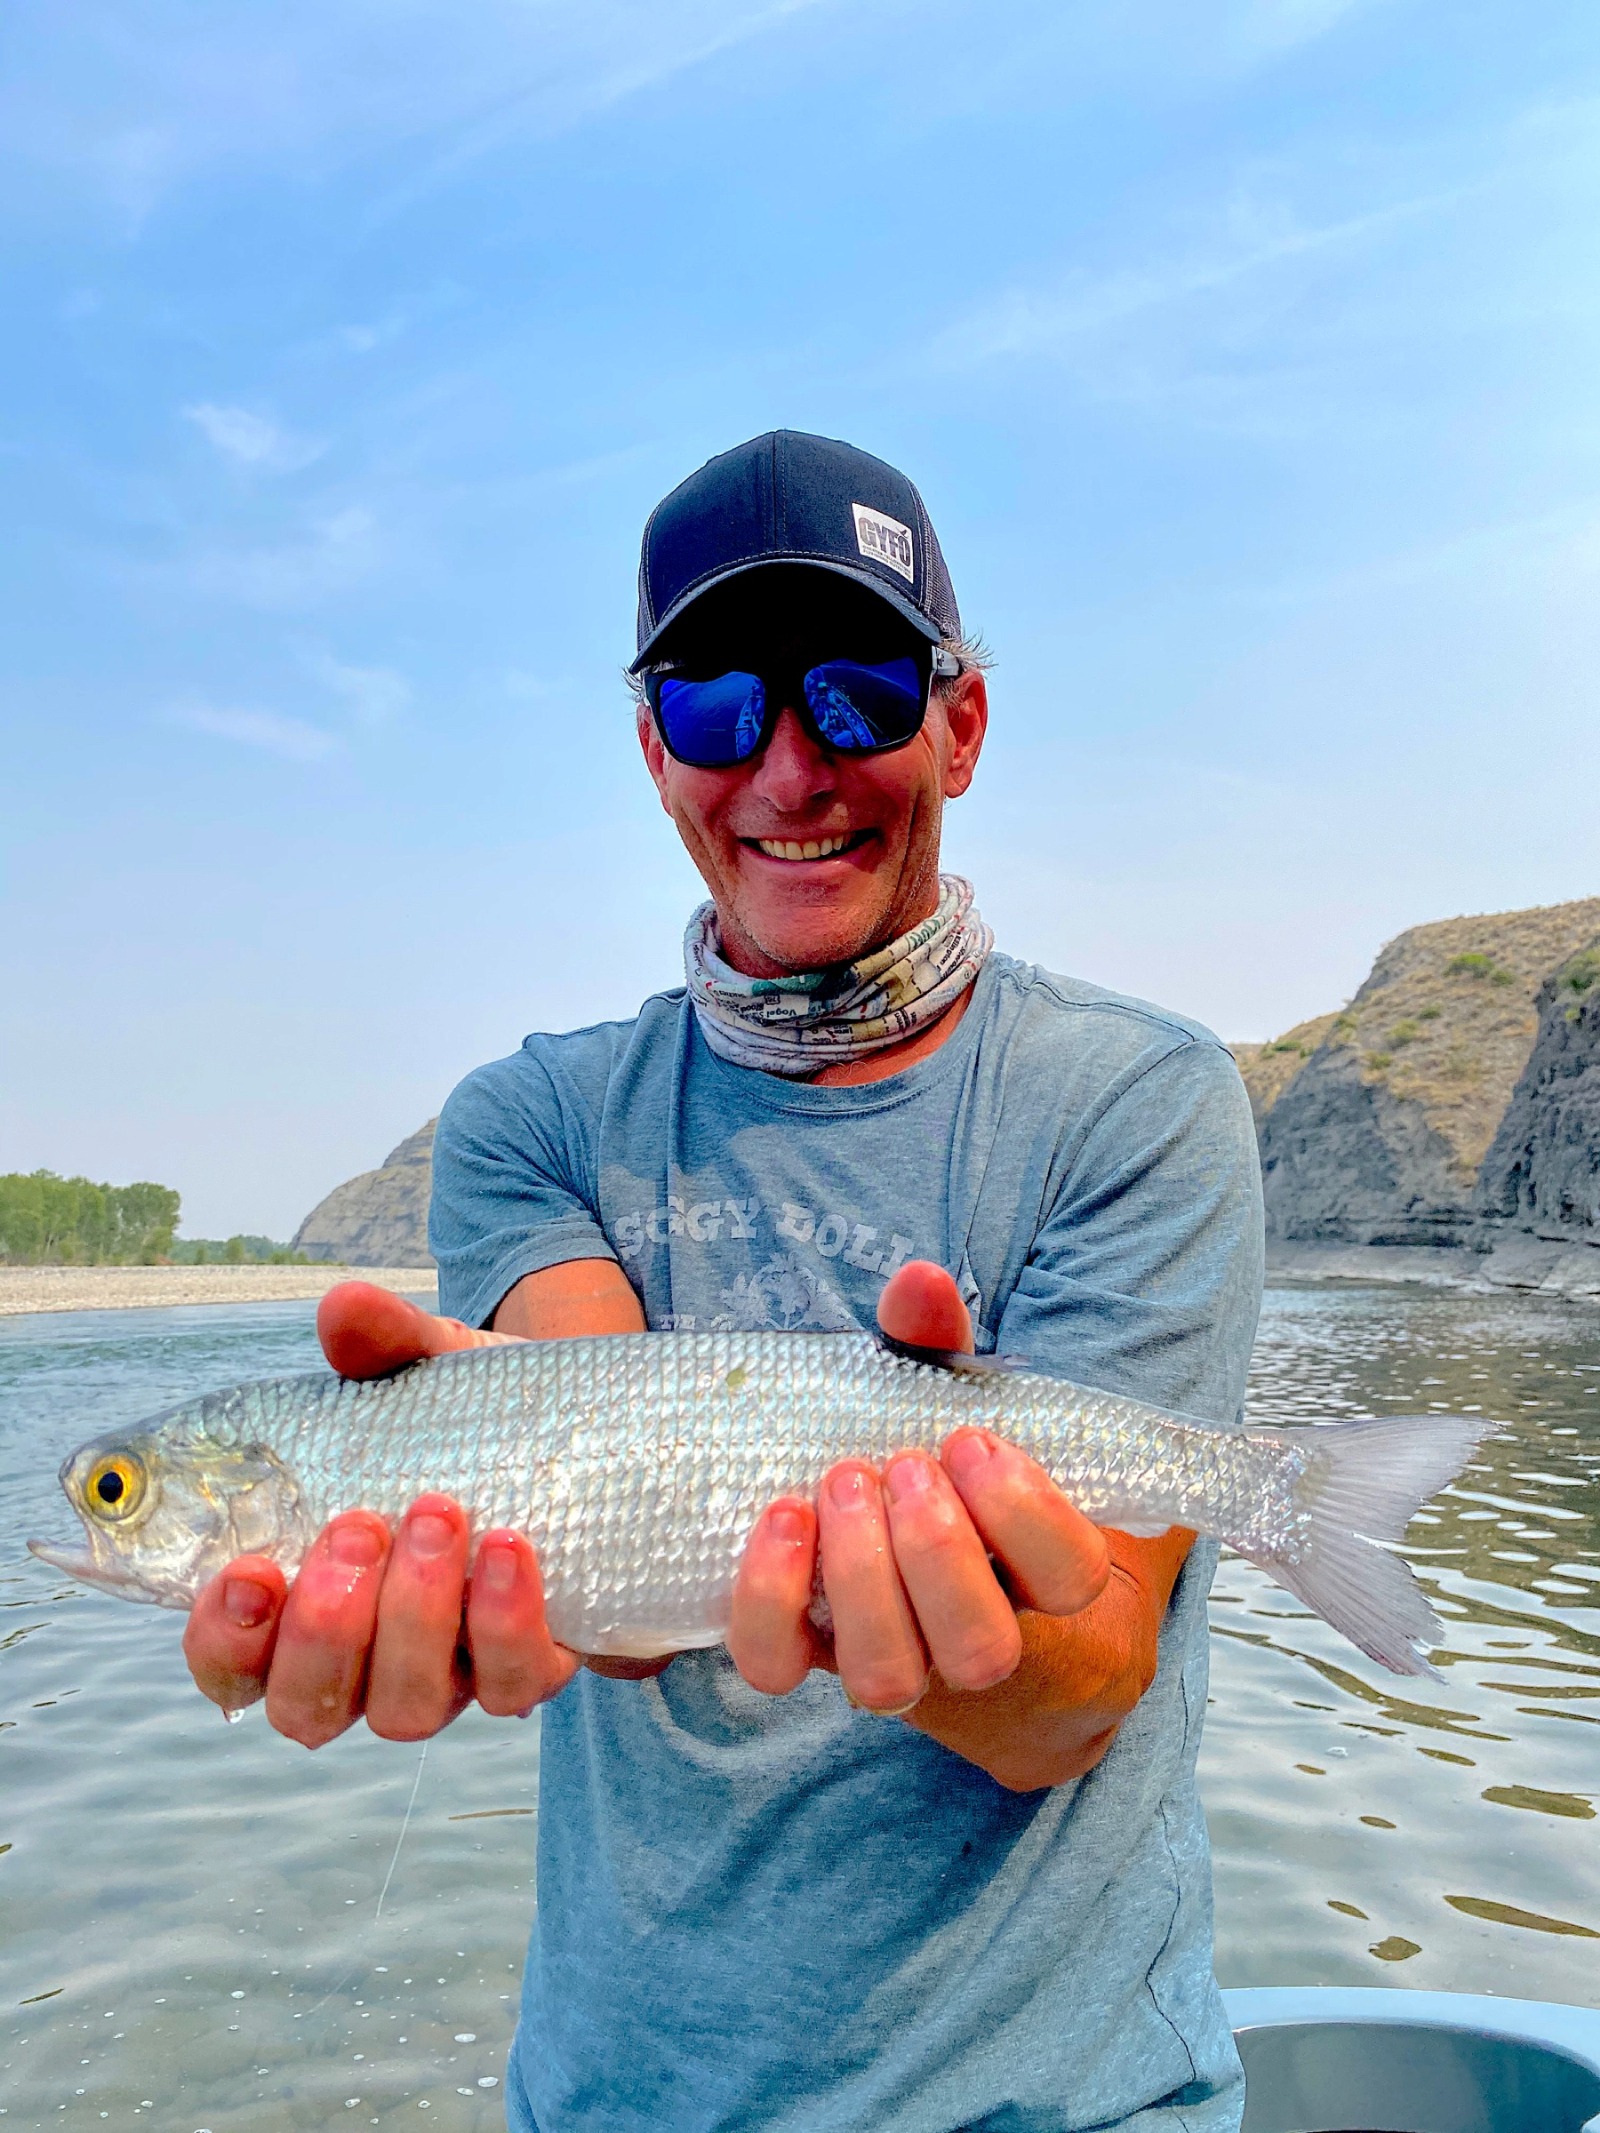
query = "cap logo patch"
(851, 503, 914, 584)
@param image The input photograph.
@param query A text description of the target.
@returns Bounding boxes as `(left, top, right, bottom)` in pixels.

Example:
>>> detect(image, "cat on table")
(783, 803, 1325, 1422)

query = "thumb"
(876, 1261, 973, 1356)
(317, 1280, 492, 1380)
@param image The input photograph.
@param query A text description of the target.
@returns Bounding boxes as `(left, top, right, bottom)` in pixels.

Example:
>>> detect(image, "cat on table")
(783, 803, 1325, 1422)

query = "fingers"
(819, 1463, 928, 1716)
(183, 1555, 288, 1713)
(364, 1495, 474, 1741)
(727, 1498, 823, 1695)
(876, 1260, 973, 1355)
(942, 1430, 1110, 1616)
(317, 1281, 516, 1381)
(264, 1512, 393, 1749)
(882, 1454, 1022, 1692)
(196, 1498, 584, 1746)
(467, 1531, 581, 1715)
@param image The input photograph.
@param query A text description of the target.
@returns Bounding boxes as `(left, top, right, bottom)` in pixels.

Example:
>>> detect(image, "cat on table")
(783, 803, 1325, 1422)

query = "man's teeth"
(755, 834, 853, 861)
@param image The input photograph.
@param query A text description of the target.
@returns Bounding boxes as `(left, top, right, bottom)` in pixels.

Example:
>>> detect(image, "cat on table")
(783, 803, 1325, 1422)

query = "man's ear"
(637, 703, 675, 815)
(940, 672, 987, 800)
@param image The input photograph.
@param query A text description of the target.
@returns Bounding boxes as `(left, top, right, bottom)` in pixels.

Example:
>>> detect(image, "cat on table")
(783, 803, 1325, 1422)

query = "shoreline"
(0, 1264, 438, 1317)
(5, 1243, 1595, 1315)
(1267, 1234, 1600, 1303)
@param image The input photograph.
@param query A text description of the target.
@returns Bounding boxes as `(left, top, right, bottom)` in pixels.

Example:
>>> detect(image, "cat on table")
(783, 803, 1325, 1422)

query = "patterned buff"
(684, 874, 993, 1077)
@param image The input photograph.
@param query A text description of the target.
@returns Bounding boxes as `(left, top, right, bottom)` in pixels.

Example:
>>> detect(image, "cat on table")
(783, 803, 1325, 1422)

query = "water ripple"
(1205, 1281, 1600, 1999)
(1, 1284, 1596, 2123)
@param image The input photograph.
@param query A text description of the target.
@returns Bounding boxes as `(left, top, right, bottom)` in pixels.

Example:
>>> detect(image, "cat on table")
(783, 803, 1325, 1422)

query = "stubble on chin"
(723, 868, 928, 975)
(693, 795, 944, 975)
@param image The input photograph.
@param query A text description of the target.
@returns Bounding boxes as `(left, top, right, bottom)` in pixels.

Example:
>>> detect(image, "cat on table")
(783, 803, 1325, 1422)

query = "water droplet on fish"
(222, 1707, 243, 1726)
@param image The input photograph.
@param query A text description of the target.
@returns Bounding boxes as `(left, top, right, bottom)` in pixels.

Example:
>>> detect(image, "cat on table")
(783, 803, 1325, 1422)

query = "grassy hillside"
(1230, 1012, 1342, 1124)
(1235, 898, 1600, 1191)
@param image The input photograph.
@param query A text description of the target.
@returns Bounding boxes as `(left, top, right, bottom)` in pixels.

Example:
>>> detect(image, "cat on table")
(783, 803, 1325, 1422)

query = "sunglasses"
(644, 645, 960, 770)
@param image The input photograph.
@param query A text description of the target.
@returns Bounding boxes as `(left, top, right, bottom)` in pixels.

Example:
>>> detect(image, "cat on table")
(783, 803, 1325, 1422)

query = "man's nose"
(747, 704, 837, 810)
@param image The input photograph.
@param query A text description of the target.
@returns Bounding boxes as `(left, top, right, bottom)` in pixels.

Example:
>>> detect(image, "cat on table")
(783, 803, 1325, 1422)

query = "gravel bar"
(0, 1265, 439, 1315)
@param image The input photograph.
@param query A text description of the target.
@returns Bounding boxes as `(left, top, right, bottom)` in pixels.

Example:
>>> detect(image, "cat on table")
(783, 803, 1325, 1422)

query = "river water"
(1, 1284, 1596, 2129)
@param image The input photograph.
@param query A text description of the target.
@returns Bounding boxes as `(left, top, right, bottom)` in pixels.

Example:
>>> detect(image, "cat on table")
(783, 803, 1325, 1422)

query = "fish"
(28, 1330, 1493, 1678)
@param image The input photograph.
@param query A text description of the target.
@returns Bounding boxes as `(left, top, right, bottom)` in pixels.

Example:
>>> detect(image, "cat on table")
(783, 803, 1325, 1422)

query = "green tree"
(109, 1181, 181, 1262)
(0, 1171, 180, 1265)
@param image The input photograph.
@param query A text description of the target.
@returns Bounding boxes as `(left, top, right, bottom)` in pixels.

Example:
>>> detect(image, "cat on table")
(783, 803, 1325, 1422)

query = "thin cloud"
(1238, 494, 1600, 615)
(1, 0, 841, 220)
(374, 0, 835, 216)
(337, 318, 405, 355)
(1233, 0, 1384, 61)
(931, 190, 1455, 372)
(169, 703, 339, 762)
(309, 653, 412, 725)
(185, 402, 324, 471)
(189, 505, 378, 610)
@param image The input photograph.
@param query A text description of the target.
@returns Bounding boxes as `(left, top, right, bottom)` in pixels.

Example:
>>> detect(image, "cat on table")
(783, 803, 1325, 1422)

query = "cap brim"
(629, 556, 941, 673)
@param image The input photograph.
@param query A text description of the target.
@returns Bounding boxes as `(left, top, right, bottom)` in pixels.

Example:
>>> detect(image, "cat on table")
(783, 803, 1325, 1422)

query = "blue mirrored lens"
(804, 657, 924, 751)
(657, 672, 766, 764)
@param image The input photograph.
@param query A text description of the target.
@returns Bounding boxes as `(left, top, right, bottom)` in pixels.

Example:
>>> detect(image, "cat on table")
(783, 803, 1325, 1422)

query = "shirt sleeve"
(428, 1048, 619, 1330)
(995, 1037, 1264, 1428)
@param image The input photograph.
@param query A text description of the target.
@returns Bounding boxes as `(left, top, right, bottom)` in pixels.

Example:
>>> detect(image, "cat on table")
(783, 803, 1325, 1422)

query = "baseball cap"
(630, 429, 960, 671)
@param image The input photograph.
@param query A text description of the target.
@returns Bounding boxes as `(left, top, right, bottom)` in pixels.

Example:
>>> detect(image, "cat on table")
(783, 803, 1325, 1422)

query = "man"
(186, 430, 1264, 2131)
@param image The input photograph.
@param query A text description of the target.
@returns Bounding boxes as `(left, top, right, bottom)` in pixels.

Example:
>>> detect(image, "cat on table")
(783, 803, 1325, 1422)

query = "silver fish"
(29, 1332, 1491, 1677)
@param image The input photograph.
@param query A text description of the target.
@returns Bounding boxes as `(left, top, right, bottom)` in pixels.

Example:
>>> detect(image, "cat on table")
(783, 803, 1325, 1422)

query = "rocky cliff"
(1475, 945, 1600, 1244)
(1236, 899, 1600, 1295)
(292, 1120, 436, 1266)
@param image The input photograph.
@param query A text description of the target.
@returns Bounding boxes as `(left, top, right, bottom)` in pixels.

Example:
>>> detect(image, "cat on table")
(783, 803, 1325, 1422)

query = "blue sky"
(3, 0, 1598, 1239)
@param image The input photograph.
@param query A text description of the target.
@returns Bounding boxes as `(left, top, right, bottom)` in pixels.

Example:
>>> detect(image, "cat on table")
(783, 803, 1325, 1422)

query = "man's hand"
(183, 1282, 593, 1743)
(728, 1261, 1192, 1791)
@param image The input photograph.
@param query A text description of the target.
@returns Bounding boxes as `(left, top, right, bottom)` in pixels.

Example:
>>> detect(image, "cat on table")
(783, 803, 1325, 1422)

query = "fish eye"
(85, 1452, 146, 1522)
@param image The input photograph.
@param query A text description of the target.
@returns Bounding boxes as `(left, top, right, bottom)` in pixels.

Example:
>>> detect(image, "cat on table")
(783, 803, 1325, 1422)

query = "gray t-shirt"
(430, 951, 1264, 2133)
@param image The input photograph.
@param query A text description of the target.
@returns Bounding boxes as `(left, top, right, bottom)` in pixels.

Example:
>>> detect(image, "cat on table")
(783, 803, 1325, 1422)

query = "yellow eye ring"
(85, 1452, 146, 1522)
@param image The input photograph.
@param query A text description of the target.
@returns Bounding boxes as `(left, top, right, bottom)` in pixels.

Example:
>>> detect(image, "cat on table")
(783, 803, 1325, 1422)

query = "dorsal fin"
(876, 1332, 1028, 1378)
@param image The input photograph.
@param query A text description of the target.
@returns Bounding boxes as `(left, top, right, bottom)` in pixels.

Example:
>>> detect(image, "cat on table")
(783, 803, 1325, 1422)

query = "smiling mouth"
(745, 830, 872, 863)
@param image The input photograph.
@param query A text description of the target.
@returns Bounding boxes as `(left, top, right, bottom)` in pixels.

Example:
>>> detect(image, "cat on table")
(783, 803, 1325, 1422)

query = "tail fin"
(1242, 1415, 1495, 1679)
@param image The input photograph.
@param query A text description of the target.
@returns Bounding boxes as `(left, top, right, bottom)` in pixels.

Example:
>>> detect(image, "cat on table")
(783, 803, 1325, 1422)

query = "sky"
(3, 0, 1598, 1239)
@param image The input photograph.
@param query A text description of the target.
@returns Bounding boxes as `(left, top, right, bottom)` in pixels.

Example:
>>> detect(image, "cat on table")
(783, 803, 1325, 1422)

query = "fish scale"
(185, 1335, 1314, 1649)
(34, 1331, 1495, 1677)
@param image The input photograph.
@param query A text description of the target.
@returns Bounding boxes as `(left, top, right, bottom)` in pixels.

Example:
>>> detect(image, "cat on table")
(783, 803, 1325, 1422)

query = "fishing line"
(375, 1737, 429, 1923)
(295, 1740, 430, 2024)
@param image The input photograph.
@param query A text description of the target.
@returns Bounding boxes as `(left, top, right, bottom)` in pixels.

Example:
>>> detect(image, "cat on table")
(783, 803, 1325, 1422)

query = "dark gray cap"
(631, 429, 960, 671)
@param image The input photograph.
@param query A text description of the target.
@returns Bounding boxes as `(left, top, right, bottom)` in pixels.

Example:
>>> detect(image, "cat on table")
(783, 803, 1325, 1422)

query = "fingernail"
(328, 1519, 385, 1570)
(477, 1539, 520, 1594)
(826, 1466, 873, 1512)
(404, 1511, 456, 1560)
(765, 1504, 810, 1546)
(222, 1575, 272, 1627)
(845, 1687, 924, 1718)
(883, 1455, 935, 1506)
(944, 1430, 997, 1485)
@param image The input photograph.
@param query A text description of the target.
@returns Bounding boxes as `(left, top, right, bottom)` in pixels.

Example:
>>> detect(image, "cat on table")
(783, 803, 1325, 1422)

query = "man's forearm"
(902, 1528, 1195, 1792)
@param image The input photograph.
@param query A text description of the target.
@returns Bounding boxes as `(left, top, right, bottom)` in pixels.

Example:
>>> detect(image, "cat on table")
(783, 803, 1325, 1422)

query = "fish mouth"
(27, 1535, 138, 1590)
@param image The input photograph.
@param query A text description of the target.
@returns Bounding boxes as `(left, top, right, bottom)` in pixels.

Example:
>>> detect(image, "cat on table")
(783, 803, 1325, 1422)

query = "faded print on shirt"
(612, 1187, 917, 1332)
